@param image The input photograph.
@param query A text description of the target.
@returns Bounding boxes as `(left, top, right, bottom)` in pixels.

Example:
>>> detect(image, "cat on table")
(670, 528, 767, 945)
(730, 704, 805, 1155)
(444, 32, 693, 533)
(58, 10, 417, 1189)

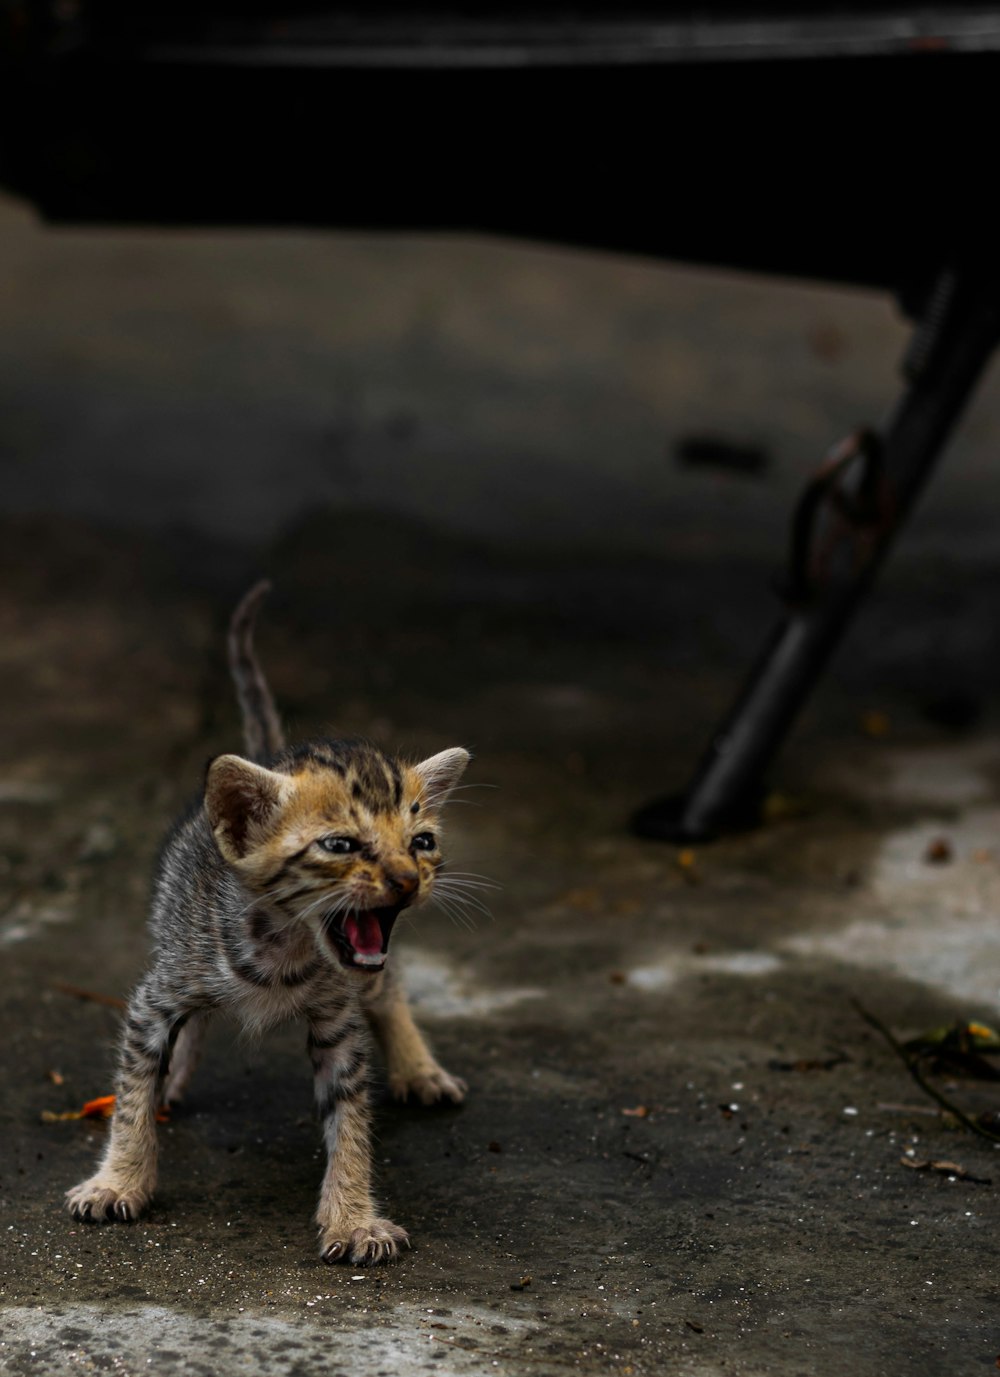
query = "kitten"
(66, 582, 470, 1265)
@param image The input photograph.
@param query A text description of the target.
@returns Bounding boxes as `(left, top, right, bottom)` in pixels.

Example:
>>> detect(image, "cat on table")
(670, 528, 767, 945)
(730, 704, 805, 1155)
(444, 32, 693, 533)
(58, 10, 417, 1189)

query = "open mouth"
(321, 906, 402, 973)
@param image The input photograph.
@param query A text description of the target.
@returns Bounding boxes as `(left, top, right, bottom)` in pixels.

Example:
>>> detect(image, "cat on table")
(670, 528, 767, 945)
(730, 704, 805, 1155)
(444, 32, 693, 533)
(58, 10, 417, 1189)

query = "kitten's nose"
(385, 864, 419, 899)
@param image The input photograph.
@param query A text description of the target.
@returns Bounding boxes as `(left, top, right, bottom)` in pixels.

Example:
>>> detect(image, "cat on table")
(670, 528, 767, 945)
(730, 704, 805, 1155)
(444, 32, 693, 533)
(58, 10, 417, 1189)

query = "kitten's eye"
(411, 832, 437, 852)
(318, 836, 360, 855)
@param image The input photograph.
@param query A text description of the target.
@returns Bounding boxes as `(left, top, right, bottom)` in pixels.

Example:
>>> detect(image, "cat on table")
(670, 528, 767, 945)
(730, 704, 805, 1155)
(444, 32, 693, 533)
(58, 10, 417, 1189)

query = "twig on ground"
(853, 998, 1000, 1145)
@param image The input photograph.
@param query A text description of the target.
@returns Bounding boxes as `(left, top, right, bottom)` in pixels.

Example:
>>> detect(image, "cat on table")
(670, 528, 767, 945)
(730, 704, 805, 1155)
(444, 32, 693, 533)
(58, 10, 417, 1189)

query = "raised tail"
(228, 581, 286, 762)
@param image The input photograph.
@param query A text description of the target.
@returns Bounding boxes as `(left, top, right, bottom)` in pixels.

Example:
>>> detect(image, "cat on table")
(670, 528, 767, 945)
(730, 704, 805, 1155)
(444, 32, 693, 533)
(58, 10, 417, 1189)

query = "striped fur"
(66, 586, 470, 1264)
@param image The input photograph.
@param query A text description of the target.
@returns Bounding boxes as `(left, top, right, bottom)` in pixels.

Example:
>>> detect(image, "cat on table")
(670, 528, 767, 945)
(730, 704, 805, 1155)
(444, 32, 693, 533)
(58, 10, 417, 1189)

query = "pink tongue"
(343, 912, 383, 956)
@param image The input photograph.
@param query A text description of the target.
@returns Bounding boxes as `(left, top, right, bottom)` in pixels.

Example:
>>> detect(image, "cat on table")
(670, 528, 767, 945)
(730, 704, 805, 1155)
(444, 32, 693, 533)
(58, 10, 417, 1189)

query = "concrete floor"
(2, 191, 1000, 1376)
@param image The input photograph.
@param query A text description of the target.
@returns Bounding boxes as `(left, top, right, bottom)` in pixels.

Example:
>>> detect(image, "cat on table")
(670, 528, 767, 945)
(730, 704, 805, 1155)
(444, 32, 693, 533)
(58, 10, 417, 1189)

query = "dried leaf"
(761, 792, 807, 823)
(903, 1021, 1000, 1083)
(41, 1093, 169, 1125)
(900, 1156, 991, 1184)
(923, 837, 953, 865)
(558, 887, 600, 911)
(860, 709, 891, 738)
(81, 1095, 117, 1119)
(674, 849, 701, 884)
(769, 1053, 849, 1073)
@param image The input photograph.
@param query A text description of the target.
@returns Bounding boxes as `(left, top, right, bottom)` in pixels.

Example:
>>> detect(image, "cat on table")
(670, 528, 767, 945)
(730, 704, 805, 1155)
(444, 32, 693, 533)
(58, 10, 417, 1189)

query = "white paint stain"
(782, 808, 1000, 1009)
(0, 898, 74, 947)
(402, 948, 543, 1018)
(0, 1302, 538, 1377)
(0, 778, 59, 804)
(627, 949, 783, 991)
(830, 739, 1000, 810)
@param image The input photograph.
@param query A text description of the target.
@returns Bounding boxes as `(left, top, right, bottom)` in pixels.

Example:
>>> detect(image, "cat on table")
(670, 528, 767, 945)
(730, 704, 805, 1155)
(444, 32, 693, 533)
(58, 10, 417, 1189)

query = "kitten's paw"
(390, 1064, 467, 1106)
(320, 1218, 410, 1266)
(65, 1177, 150, 1224)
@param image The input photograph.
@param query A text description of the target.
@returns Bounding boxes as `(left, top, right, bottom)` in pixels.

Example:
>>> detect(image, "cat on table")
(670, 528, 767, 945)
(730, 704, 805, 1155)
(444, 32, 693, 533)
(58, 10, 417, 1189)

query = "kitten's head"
(204, 738, 469, 974)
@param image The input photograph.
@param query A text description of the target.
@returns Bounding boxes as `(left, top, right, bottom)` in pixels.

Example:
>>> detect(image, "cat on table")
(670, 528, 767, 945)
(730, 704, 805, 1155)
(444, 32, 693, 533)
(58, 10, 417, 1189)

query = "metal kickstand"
(632, 266, 1000, 844)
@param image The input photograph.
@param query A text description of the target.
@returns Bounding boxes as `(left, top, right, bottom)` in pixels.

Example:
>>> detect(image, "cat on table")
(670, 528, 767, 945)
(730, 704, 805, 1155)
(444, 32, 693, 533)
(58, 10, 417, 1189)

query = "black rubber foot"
(629, 791, 764, 844)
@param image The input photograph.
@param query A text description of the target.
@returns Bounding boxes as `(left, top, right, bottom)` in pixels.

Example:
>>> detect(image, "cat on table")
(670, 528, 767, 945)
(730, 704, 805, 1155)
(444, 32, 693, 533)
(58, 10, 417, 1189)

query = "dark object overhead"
(1, 4, 997, 289)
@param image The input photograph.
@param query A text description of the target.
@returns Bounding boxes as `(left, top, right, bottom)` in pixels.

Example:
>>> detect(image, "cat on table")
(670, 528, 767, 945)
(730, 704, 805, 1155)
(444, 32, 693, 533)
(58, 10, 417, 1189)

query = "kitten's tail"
(228, 581, 286, 762)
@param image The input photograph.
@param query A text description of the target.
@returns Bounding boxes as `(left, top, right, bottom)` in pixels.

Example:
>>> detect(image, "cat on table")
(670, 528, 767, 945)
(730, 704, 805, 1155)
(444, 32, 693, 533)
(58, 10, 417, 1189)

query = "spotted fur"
(66, 583, 470, 1264)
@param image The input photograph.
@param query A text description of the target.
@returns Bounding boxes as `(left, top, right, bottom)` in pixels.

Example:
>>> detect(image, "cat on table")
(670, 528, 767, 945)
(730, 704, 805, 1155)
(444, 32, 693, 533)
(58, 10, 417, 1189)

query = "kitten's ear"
(412, 747, 470, 808)
(205, 754, 291, 863)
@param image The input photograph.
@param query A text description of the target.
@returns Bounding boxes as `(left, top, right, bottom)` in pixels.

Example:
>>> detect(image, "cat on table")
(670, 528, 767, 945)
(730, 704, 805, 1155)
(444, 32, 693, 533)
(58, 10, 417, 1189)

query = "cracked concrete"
(3, 190, 1000, 1376)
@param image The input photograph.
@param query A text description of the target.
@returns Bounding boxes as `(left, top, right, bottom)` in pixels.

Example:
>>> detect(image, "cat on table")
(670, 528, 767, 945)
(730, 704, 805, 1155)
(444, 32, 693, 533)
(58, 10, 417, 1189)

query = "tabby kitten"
(66, 583, 470, 1265)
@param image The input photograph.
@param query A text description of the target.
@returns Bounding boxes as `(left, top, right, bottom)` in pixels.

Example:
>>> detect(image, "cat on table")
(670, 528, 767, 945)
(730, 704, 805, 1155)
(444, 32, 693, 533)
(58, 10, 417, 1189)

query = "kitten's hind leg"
(360, 965, 466, 1106)
(66, 977, 188, 1224)
(161, 1009, 211, 1107)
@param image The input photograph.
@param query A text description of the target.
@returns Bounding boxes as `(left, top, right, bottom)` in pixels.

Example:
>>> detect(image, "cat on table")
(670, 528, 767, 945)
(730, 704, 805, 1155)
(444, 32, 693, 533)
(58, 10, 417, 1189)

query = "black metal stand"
(632, 268, 1000, 844)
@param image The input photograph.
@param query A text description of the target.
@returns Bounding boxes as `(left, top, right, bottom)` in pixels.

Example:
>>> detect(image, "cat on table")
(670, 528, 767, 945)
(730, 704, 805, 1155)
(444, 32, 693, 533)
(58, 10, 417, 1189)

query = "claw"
(321, 1219, 407, 1266)
(116, 1201, 132, 1222)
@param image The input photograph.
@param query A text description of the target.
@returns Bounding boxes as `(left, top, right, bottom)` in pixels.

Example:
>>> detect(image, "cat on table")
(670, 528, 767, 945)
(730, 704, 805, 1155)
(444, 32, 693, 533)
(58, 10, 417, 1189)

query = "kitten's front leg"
(361, 965, 466, 1105)
(308, 1004, 408, 1265)
(66, 978, 186, 1223)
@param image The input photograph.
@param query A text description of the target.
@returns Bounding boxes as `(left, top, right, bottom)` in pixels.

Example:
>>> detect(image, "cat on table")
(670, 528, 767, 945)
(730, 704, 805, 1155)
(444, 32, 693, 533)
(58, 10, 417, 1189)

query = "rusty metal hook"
(782, 426, 887, 606)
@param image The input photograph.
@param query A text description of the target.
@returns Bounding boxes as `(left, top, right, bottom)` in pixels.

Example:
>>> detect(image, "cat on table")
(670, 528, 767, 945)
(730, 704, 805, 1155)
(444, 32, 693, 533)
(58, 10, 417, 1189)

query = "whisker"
(434, 888, 495, 919)
(429, 881, 476, 925)
(420, 783, 499, 811)
(424, 783, 499, 799)
(433, 884, 493, 921)
(442, 896, 493, 923)
(290, 890, 347, 927)
(320, 893, 358, 923)
(440, 870, 502, 882)
(232, 882, 305, 922)
(286, 902, 322, 930)
(263, 886, 316, 919)
(432, 894, 478, 934)
(438, 881, 498, 914)
(437, 874, 502, 892)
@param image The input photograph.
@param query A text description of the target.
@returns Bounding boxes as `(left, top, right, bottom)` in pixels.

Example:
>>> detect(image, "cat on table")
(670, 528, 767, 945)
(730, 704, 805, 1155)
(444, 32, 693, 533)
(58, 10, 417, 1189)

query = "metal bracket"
(632, 267, 1000, 844)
